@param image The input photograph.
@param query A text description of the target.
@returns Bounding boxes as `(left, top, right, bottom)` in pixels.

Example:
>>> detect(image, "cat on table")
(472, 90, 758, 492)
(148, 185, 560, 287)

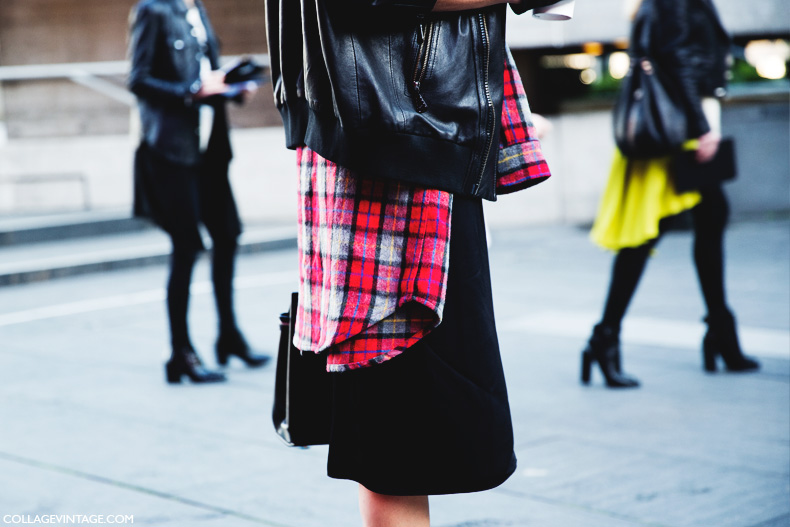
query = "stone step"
(0, 210, 151, 246)
(0, 221, 296, 287)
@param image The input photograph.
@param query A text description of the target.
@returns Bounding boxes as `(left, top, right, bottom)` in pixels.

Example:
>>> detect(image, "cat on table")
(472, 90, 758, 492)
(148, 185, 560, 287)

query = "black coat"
(128, 0, 231, 166)
(635, 0, 731, 138)
(266, 0, 560, 201)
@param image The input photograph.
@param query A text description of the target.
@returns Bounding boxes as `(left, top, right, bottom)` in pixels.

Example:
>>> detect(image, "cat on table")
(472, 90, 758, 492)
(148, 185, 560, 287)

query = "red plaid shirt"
(296, 48, 550, 372)
(497, 48, 552, 193)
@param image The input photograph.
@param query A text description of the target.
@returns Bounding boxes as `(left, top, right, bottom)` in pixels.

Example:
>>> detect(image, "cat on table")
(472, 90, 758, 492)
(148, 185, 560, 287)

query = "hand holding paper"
(533, 0, 575, 20)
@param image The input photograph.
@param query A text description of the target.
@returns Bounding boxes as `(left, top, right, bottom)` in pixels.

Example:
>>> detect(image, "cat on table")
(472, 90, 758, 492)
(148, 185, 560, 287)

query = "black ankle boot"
(581, 324, 640, 388)
(165, 346, 226, 384)
(216, 331, 271, 368)
(703, 310, 760, 373)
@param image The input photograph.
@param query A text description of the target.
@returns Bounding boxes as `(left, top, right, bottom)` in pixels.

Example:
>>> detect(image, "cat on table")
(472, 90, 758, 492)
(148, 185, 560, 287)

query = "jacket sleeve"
(651, 0, 710, 137)
(127, 4, 200, 105)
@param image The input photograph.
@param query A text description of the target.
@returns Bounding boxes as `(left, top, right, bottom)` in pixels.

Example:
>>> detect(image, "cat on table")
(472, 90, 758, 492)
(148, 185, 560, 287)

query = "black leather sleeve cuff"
(189, 80, 202, 94)
(510, 0, 563, 15)
(689, 114, 711, 138)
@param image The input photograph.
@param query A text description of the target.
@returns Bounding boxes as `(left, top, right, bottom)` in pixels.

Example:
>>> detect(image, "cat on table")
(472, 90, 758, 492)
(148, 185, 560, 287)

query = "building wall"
(0, 0, 137, 65)
(0, 0, 787, 220)
(0, 0, 278, 139)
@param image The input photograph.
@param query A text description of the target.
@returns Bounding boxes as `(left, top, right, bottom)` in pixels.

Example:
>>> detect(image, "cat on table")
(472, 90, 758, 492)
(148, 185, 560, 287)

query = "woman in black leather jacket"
(128, 0, 269, 384)
(581, 0, 759, 389)
(268, 0, 559, 525)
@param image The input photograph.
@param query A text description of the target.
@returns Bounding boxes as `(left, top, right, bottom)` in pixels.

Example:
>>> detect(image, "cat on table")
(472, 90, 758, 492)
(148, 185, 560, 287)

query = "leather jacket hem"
(302, 107, 498, 201)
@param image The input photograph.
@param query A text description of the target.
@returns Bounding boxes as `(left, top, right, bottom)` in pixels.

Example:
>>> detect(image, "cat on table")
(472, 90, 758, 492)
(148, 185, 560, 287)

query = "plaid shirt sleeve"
(497, 47, 552, 194)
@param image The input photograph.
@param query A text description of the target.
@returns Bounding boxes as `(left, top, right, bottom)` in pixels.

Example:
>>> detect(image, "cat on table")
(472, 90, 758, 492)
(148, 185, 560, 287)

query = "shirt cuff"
(185, 79, 202, 106)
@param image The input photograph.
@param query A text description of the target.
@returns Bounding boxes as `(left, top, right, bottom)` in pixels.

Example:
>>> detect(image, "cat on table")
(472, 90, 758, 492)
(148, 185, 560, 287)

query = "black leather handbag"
(272, 293, 332, 447)
(613, 0, 687, 159)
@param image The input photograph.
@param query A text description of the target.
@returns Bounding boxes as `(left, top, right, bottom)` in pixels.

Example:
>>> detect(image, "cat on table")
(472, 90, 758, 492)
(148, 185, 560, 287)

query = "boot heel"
(704, 311, 760, 372)
(580, 324, 640, 388)
(168, 346, 226, 384)
(216, 349, 229, 366)
(702, 335, 717, 373)
(165, 361, 182, 384)
(581, 350, 592, 384)
(215, 332, 270, 368)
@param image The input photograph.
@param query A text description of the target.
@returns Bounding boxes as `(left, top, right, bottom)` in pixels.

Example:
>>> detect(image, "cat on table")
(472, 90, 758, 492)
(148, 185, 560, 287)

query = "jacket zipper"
(472, 13, 495, 196)
(411, 21, 435, 113)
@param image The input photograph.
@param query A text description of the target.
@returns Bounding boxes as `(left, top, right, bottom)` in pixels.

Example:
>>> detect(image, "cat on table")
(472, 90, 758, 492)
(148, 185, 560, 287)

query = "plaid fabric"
(296, 148, 452, 371)
(497, 48, 552, 194)
(295, 49, 550, 372)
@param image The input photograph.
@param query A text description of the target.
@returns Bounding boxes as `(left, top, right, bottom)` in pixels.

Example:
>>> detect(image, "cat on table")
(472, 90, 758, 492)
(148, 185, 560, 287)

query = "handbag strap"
(630, 0, 656, 61)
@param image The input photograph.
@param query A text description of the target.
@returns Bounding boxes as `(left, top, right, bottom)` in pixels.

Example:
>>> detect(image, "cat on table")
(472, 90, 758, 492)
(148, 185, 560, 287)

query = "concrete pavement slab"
(0, 219, 787, 526)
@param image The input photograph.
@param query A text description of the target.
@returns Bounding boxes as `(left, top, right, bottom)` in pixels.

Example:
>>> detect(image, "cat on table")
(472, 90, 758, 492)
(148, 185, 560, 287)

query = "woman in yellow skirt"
(581, 0, 760, 388)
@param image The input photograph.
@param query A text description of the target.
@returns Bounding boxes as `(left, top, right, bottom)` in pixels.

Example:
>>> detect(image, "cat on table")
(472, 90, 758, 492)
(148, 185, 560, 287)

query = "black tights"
(167, 238, 239, 350)
(600, 186, 730, 332)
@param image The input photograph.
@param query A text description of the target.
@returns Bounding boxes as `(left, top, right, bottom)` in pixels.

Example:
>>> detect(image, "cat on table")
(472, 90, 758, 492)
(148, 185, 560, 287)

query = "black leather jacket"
(128, 0, 231, 166)
(266, 0, 558, 201)
(635, 0, 731, 138)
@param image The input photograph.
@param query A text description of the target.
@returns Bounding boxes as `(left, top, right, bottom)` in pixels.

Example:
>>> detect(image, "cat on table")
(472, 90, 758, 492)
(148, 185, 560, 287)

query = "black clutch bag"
(222, 56, 266, 84)
(272, 292, 332, 447)
(672, 137, 737, 193)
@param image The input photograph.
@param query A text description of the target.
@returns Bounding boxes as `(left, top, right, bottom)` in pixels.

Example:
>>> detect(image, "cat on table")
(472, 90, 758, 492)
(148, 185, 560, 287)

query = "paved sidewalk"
(0, 218, 787, 527)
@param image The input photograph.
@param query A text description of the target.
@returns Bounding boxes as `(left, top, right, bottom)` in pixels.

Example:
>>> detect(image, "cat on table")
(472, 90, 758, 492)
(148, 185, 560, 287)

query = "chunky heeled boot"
(216, 331, 271, 368)
(581, 324, 640, 388)
(165, 346, 226, 384)
(703, 310, 760, 373)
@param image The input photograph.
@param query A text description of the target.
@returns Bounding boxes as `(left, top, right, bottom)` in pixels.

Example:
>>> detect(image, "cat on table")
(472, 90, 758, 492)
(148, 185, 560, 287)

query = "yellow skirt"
(590, 146, 701, 251)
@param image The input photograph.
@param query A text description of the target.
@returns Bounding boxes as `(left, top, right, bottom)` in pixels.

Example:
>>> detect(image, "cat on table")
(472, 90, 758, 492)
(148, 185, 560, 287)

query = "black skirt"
(326, 195, 517, 496)
(133, 141, 241, 251)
